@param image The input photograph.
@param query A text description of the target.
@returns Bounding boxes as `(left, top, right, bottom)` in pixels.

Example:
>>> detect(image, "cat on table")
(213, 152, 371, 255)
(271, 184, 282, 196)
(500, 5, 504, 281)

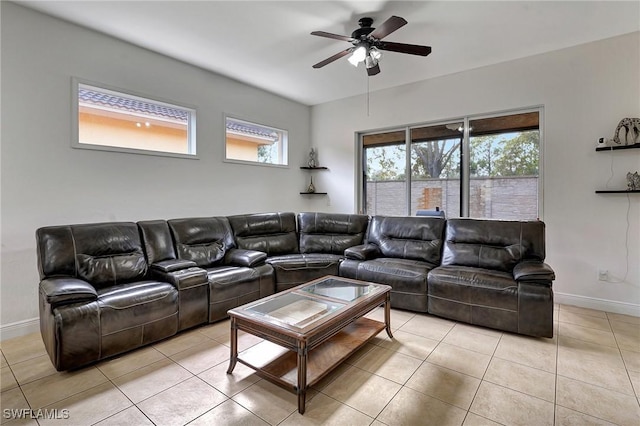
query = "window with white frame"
(360, 109, 542, 220)
(225, 116, 288, 166)
(73, 80, 196, 157)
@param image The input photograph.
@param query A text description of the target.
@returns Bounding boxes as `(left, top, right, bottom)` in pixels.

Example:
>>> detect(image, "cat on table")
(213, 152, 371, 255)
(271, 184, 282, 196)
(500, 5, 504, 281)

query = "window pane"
(77, 83, 195, 155)
(363, 131, 406, 215)
(225, 117, 288, 166)
(410, 123, 462, 218)
(358, 110, 541, 219)
(469, 112, 540, 220)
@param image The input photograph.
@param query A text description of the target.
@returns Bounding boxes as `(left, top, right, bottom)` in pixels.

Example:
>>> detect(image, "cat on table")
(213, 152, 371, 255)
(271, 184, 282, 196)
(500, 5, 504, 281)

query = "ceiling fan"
(311, 16, 431, 76)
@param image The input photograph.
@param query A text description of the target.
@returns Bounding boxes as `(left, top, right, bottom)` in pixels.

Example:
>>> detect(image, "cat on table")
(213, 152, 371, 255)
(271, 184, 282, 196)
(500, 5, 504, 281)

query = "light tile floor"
(1, 304, 639, 425)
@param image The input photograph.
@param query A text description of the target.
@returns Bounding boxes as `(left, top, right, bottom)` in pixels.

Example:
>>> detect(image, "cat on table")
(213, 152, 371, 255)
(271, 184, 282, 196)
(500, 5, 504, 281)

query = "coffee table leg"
(297, 341, 308, 414)
(227, 317, 238, 374)
(384, 293, 394, 339)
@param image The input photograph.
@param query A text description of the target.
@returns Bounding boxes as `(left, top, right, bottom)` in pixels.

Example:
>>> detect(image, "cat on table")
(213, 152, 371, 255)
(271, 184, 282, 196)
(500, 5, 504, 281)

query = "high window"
(225, 117, 288, 166)
(360, 109, 542, 220)
(73, 80, 196, 157)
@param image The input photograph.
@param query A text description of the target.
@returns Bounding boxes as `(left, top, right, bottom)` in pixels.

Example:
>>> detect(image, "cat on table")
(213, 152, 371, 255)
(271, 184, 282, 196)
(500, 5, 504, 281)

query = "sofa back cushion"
(36, 226, 76, 279)
(298, 212, 369, 254)
(137, 220, 177, 264)
(228, 212, 298, 256)
(168, 217, 235, 268)
(72, 223, 147, 288)
(442, 219, 546, 272)
(367, 216, 445, 266)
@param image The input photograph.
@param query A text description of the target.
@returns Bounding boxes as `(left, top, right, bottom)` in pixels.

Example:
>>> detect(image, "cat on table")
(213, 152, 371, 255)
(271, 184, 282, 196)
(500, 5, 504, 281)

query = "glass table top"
(246, 292, 343, 328)
(300, 277, 374, 302)
(242, 277, 380, 329)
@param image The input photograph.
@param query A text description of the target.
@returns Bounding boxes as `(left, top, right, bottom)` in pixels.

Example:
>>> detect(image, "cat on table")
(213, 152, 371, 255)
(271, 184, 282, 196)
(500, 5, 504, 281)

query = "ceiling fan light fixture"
(365, 54, 378, 69)
(348, 46, 367, 66)
(369, 47, 381, 60)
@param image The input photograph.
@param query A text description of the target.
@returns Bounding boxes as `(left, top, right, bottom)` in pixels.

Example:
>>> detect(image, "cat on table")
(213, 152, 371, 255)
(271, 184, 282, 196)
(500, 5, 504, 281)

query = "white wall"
(0, 3, 323, 336)
(312, 32, 640, 316)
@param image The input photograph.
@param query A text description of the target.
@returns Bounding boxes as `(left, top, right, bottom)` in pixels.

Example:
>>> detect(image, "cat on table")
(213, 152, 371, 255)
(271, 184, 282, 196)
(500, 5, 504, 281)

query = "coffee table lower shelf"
(235, 317, 385, 401)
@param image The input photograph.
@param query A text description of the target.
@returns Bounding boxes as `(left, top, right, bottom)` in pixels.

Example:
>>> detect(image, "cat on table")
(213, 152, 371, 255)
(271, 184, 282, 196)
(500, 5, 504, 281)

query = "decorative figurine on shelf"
(612, 118, 640, 146)
(627, 171, 640, 191)
(307, 148, 318, 168)
(307, 176, 316, 193)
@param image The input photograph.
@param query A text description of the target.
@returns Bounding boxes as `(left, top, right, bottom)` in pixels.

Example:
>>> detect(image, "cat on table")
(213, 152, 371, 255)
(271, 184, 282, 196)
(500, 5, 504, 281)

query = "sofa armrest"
(151, 266, 208, 290)
(513, 261, 555, 283)
(225, 248, 267, 267)
(151, 259, 197, 273)
(344, 244, 381, 261)
(39, 278, 98, 306)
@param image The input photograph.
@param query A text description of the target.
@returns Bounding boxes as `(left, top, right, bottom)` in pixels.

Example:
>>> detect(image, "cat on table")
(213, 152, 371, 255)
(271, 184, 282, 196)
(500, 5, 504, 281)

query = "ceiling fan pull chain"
(367, 74, 370, 116)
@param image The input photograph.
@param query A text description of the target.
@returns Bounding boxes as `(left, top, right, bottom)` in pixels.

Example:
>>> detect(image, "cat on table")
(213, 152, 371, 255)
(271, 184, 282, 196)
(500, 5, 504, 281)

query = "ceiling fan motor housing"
(351, 17, 375, 40)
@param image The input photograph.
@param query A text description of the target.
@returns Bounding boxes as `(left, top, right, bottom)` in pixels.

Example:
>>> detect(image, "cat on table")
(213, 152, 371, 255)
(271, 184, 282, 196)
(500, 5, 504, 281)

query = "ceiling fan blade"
(310, 31, 354, 42)
(370, 16, 407, 40)
(378, 41, 432, 56)
(367, 63, 381, 76)
(312, 47, 354, 68)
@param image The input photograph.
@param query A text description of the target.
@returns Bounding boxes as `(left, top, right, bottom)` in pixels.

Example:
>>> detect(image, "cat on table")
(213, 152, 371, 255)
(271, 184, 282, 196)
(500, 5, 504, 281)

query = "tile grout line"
(555, 309, 639, 424)
(2, 306, 638, 425)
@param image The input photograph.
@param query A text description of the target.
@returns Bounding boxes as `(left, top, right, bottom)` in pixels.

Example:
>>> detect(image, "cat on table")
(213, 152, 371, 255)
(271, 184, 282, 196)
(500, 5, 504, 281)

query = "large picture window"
(360, 109, 542, 220)
(225, 117, 288, 166)
(73, 80, 197, 157)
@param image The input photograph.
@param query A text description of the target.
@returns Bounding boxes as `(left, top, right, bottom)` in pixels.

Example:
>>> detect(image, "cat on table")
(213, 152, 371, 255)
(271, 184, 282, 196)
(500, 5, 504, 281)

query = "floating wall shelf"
(595, 143, 640, 152)
(301, 166, 329, 195)
(595, 142, 639, 193)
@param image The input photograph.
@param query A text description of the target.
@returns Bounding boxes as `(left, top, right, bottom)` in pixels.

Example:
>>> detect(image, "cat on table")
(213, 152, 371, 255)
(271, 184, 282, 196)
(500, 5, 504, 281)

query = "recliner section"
(166, 216, 274, 322)
(340, 216, 446, 312)
(427, 219, 554, 337)
(36, 212, 555, 371)
(37, 223, 181, 371)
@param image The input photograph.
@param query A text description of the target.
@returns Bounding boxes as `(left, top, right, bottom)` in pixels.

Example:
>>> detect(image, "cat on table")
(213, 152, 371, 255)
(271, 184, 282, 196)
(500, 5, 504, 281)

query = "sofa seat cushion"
(205, 264, 274, 322)
(207, 265, 263, 286)
(97, 281, 178, 335)
(428, 265, 517, 311)
(339, 258, 432, 312)
(267, 253, 342, 270)
(206, 264, 273, 302)
(349, 258, 433, 293)
(267, 254, 343, 291)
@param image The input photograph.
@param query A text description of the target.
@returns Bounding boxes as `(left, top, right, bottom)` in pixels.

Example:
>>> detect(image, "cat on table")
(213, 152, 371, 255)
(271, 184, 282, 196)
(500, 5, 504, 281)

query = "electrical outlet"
(598, 269, 609, 281)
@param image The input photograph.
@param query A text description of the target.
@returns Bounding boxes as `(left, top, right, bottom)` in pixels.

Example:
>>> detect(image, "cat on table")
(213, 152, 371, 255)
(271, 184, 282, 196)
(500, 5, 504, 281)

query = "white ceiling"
(16, 1, 640, 106)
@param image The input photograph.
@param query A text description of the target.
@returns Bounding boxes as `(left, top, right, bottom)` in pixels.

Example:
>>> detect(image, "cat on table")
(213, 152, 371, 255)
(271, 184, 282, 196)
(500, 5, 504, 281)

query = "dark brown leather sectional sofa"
(36, 212, 555, 371)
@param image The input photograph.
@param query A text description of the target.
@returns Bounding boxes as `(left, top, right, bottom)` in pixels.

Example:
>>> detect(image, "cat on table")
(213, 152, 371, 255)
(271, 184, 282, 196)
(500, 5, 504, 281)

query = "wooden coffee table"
(226, 275, 392, 414)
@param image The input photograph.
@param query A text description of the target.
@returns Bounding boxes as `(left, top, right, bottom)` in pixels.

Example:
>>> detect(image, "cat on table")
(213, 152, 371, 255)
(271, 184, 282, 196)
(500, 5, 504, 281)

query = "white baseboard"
(0, 317, 40, 342)
(555, 292, 640, 317)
